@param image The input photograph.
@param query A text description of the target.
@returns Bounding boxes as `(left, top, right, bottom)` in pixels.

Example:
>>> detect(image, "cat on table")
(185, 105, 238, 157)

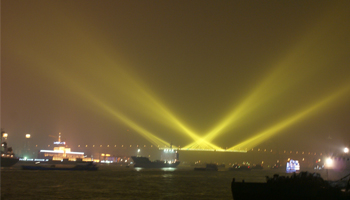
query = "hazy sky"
(2, 0, 350, 151)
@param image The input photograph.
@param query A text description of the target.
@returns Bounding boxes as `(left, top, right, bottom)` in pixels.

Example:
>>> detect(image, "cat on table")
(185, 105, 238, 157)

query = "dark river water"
(1, 165, 334, 200)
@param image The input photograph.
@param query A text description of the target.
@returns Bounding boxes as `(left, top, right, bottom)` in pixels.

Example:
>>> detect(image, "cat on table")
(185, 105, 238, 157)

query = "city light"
(3, 133, 8, 138)
(344, 147, 349, 153)
(26, 134, 31, 138)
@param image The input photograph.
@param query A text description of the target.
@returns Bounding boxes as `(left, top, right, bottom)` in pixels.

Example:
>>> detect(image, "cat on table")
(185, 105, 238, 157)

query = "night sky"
(2, 1, 350, 152)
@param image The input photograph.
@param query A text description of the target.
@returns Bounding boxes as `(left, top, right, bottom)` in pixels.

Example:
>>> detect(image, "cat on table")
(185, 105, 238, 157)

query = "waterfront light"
(344, 147, 349, 153)
(325, 158, 333, 168)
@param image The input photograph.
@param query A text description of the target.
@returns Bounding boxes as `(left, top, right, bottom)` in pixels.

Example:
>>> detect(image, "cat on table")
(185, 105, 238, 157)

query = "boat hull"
(194, 164, 218, 171)
(231, 172, 349, 200)
(133, 162, 180, 168)
(131, 156, 180, 168)
(21, 164, 98, 171)
(1, 157, 19, 167)
(231, 181, 347, 200)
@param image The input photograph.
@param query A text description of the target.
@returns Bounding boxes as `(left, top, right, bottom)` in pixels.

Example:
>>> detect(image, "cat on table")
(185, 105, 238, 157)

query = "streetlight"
(325, 158, 333, 168)
(24, 134, 31, 158)
(2, 133, 8, 141)
(344, 147, 349, 153)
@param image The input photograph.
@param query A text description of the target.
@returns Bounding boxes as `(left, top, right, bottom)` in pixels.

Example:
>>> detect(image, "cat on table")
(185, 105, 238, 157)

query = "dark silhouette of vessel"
(131, 156, 180, 168)
(194, 163, 219, 171)
(1, 131, 19, 167)
(229, 164, 251, 171)
(21, 161, 98, 171)
(231, 171, 350, 200)
(1, 155, 19, 167)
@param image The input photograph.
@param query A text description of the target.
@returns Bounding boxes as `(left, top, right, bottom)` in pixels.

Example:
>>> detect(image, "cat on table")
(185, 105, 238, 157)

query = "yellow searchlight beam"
(183, 5, 347, 150)
(38, 64, 173, 148)
(159, 147, 247, 153)
(229, 84, 350, 150)
(72, 83, 172, 148)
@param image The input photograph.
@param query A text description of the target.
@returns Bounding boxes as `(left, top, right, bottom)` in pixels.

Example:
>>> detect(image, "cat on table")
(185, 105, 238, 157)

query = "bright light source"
(137, 149, 140, 152)
(26, 134, 31, 138)
(325, 158, 333, 168)
(3, 133, 8, 138)
(344, 147, 349, 153)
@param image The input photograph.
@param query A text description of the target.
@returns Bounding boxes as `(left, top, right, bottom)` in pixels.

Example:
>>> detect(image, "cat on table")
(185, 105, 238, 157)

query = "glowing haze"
(2, 1, 350, 152)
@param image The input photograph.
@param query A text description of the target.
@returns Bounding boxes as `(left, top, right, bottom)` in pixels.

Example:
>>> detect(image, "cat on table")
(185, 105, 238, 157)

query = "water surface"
(1, 165, 314, 200)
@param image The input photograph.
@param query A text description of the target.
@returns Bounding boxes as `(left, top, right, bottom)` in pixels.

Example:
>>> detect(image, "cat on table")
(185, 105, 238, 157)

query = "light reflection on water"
(161, 167, 177, 171)
(134, 167, 142, 171)
(134, 167, 177, 172)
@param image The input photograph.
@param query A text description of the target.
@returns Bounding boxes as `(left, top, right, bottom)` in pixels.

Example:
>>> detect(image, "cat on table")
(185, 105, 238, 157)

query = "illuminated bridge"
(33, 143, 327, 156)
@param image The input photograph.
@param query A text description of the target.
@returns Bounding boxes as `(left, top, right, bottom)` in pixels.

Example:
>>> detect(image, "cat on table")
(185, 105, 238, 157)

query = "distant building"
(38, 132, 85, 161)
(38, 146, 84, 161)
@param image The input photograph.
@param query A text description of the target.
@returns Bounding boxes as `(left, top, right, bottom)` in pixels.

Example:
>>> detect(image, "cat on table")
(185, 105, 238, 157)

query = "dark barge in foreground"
(231, 171, 350, 200)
